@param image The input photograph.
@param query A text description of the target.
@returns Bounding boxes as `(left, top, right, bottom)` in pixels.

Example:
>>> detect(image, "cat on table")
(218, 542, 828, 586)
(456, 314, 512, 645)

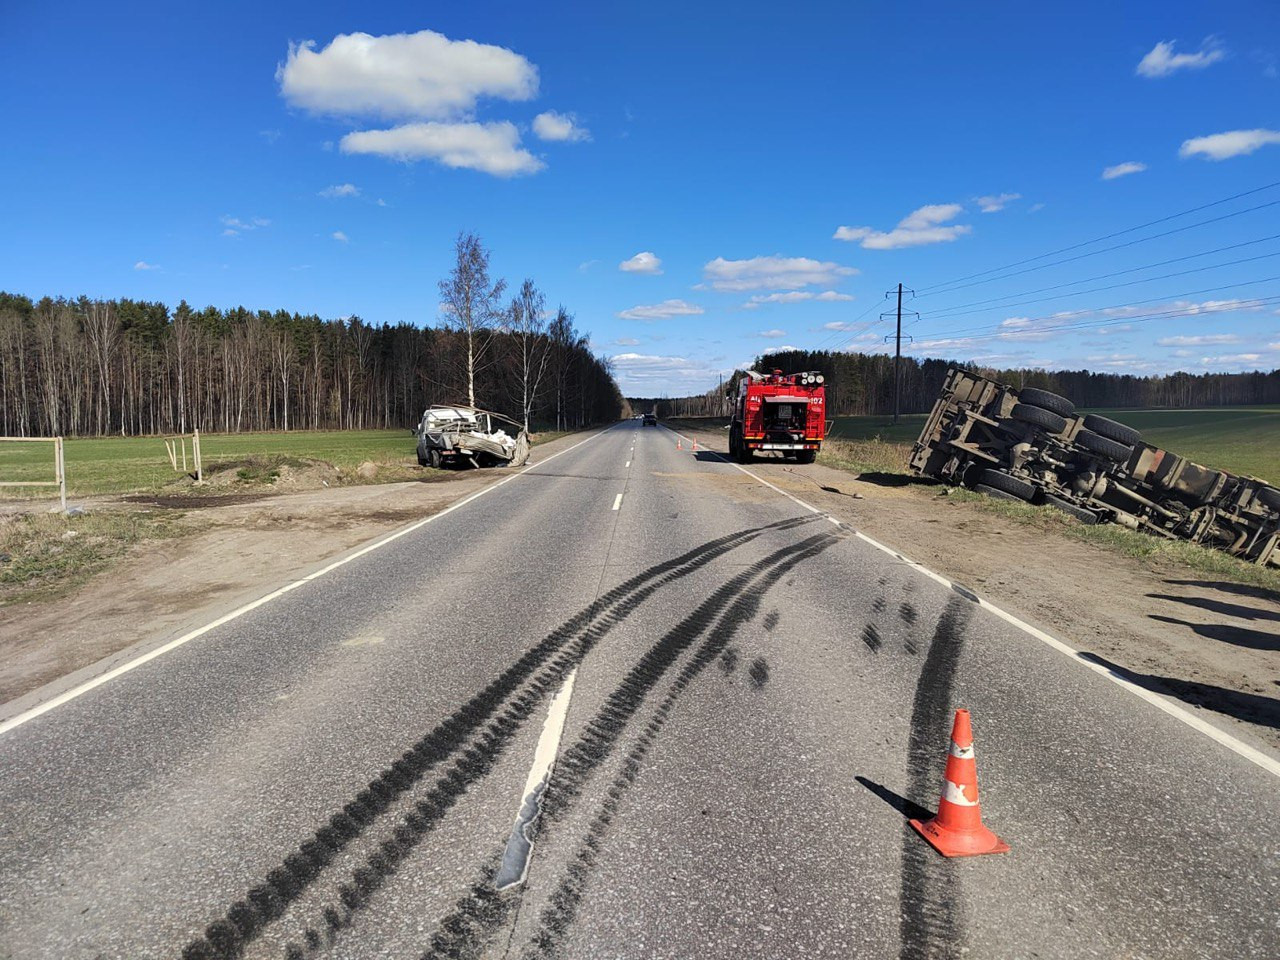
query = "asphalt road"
(1, 420, 1277, 960)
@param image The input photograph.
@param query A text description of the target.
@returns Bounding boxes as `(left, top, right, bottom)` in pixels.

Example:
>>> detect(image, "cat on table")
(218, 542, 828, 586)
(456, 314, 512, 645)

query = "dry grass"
(818, 437, 913, 476)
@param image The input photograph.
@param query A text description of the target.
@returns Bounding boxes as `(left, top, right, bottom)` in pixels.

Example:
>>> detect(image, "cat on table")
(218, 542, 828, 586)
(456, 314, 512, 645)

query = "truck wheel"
(417, 452, 429, 467)
(977, 468, 1037, 501)
(795, 450, 817, 464)
(1017, 387, 1074, 417)
(1255, 486, 1280, 513)
(973, 483, 1024, 503)
(428, 449, 443, 469)
(1010, 403, 1067, 434)
(1081, 414, 1141, 447)
(1043, 494, 1099, 525)
(1075, 429, 1131, 462)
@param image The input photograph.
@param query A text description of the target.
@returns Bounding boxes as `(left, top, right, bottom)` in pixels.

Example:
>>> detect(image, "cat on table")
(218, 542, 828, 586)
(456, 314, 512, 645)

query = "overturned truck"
(416, 406, 530, 470)
(910, 368, 1280, 567)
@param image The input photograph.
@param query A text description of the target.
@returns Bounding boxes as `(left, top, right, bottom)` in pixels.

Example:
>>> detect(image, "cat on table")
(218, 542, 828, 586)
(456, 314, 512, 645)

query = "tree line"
(635, 348, 1280, 417)
(0, 234, 625, 438)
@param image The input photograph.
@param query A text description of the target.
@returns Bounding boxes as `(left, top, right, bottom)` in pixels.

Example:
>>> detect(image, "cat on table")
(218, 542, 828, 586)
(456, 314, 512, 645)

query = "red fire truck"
(728, 369, 830, 464)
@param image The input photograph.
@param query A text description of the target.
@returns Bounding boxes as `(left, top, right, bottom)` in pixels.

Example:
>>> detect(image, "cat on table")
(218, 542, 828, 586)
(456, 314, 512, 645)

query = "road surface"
(1, 420, 1276, 959)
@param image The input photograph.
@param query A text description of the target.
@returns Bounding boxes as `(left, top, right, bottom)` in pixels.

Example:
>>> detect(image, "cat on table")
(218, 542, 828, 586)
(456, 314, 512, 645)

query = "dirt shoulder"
(0, 430, 597, 713)
(672, 421, 1280, 754)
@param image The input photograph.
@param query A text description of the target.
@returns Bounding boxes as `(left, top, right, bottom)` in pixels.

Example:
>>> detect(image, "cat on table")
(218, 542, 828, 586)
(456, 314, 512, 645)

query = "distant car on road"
(642, 413, 657, 426)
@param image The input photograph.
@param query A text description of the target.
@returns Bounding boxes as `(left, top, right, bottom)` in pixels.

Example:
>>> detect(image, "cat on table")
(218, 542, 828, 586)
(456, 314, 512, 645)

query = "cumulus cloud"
(277, 31, 538, 121)
(1200, 353, 1264, 366)
(133, 260, 159, 271)
(1136, 38, 1226, 78)
(702, 255, 857, 292)
(320, 183, 360, 198)
(1102, 161, 1147, 180)
(617, 299, 705, 321)
(834, 204, 971, 249)
(1179, 129, 1280, 161)
(331, 230, 349, 242)
(975, 193, 1020, 212)
(609, 352, 723, 391)
(743, 290, 854, 309)
(619, 251, 662, 274)
(533, 110, 590, 142)
(756, 329, 787, 338)
(340, 121, 543, 176)
(221, 215, 270, 236)
(1156, 334, 1241, 346)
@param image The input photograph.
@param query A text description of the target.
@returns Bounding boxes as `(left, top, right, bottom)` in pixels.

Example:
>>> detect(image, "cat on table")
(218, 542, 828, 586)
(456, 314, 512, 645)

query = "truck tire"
(1082, 414, 1141, 447)
(1075, 429, 1132, 462)
(1043, 493, 1099, 525)
(1017, 387, 1074, 417)
(730, 425, 751, 463)
(977, 468, 1037, 501)
(974, 483, 1024, 503)
(795, 449, 817, 464)
(1256, 486, 1280, 513)
(1010, 403, 1067, 434)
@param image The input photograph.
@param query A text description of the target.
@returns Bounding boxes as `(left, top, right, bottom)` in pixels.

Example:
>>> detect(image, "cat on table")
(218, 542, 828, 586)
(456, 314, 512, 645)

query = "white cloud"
(376, 198, 387, 207)
(1136, 38, 1226, 78)
(1200, 353, 1264, 366)
(1102, 161, 1147, 180)
(834, 204, 971, 249)
(133, 260, 158, 271)
(702, 255, 857, 292)
(756, 329, 787, 338)
(320, 183, 360, 198)
(975, 193, 1020, 212)
(742, 290, 855, 309)
(1156, 334, 1241, 346)
(221, 215, 270, 236)
(578, 259, 599, 272)
(1179, 129, 1280, 161)
(609, 352, 721, 390)
(619, 251, 663, 274)
(617, 299, 705, 321)
(277, 30, 538, 121)
(761, 345, 799, 354)
(1028, 202, 1046, 213)
(613, 337, 641, 346)
(533, 110, 590, 142)
(332, 230, 349, 242)
(340, 121, 544, 176)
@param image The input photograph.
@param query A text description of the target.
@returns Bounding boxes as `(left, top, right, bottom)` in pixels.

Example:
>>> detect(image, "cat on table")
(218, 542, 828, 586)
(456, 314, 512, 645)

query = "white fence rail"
(0, 436, 67, 511)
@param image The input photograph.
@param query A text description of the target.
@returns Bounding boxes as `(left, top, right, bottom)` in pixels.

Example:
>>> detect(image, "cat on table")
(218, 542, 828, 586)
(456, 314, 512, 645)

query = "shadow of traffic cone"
(909, 709, 1009, 857)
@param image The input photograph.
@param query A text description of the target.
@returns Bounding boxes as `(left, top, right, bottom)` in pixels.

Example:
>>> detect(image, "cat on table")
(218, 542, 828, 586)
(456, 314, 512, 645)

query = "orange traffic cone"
(692, 438, 698, 451)
(909, 709, 1009, 857)
(677, 438, 683, 450)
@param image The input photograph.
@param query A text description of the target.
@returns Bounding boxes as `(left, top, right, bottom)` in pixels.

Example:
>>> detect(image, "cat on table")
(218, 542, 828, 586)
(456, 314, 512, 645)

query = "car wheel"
(977, 468, 1037, 501)
(428, 449, 443, 469)
(1017, 387, 1075, 417)
(1075, 429, 1132, 462)
(1081, 414, 1141, 447)
(1009, 402, 1067, 434)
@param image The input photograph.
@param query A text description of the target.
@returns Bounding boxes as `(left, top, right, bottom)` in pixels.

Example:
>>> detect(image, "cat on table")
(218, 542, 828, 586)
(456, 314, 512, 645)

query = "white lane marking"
(495, 668, 577, 889)
(625, 461, 631, 468)
(0, 429, 613, 738)
(659, 424, 1280, 778)
(612, 493, 624, 511)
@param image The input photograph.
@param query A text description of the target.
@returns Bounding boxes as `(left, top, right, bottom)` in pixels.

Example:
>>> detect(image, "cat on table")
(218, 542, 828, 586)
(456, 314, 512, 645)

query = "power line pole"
(882, 284, 916, 424)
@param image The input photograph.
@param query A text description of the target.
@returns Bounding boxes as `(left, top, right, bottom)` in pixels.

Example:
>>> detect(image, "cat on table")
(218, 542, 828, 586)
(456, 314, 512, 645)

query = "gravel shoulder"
(0, 430, 597, 712)
(670, 421, 1280, 753)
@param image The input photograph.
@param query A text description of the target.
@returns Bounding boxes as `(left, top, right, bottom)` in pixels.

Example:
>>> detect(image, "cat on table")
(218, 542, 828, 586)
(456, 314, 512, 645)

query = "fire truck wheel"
(1010, 403, 1067, 434)
(973, 483, 1024, 503)
(1081, 414, 1142, 447)
(1075, 429, 1132, 462)
(1016, 387, 1075, 417)
(795, 450, 817, 464)
(1043, 494, 1099, 525)
(977, 468, 1037, 501)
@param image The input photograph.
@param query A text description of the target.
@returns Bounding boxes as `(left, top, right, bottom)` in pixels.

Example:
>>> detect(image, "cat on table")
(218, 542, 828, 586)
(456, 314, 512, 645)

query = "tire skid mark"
(898, 595, 974, 960)
(518, 535, 840, 959)
(180, 516, 818, 960)
(415, 533, 841, 960)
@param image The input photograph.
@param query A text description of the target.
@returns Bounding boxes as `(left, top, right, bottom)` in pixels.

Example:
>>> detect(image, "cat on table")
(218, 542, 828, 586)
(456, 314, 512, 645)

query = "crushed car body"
(416, 406, 531, 470)
(910, 368, 1280, 567)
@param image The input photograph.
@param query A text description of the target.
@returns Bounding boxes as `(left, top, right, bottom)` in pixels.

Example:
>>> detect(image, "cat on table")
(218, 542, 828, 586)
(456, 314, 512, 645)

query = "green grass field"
(827, 405, 1280, 485)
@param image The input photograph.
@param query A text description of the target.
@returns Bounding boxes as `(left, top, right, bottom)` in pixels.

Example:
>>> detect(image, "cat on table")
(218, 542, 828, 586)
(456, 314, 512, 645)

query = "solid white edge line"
(660, 423, 1280, 778)
(0, 428, 612, 738)
(612, 493, 623, 511)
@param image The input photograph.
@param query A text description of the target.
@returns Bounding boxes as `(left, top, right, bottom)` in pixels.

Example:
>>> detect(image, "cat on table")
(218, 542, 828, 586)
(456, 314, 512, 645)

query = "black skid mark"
(763, 610, 780, 632)
(719, 647, 740, 674)
(519, 536, 840, 959)
(179, 516, 819, 960)
(748, 657, 770, 688)
(898, 595, 974, 960)
(862, 623, 883, 652)
(899, 602, 918, 625)
(872, 596, 887, 615)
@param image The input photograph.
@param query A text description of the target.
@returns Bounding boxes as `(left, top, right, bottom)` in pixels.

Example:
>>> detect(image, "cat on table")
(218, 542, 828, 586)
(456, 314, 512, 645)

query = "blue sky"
(2, 1, 1278, 395)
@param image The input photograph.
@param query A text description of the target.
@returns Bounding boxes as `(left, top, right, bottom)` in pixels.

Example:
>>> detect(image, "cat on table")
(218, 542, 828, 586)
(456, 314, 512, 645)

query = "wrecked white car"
(416, 406, 531, 470)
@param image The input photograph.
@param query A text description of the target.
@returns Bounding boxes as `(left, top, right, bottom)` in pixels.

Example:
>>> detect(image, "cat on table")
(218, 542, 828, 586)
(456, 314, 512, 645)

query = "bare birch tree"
(510, 278, 552, 432)
(438, 232, 505, 408)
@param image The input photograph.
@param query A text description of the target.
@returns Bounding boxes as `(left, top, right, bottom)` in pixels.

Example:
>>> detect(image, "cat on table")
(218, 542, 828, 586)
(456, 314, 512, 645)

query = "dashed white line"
(659, 424, 1280, 778)
(612, 493, 624, 511)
